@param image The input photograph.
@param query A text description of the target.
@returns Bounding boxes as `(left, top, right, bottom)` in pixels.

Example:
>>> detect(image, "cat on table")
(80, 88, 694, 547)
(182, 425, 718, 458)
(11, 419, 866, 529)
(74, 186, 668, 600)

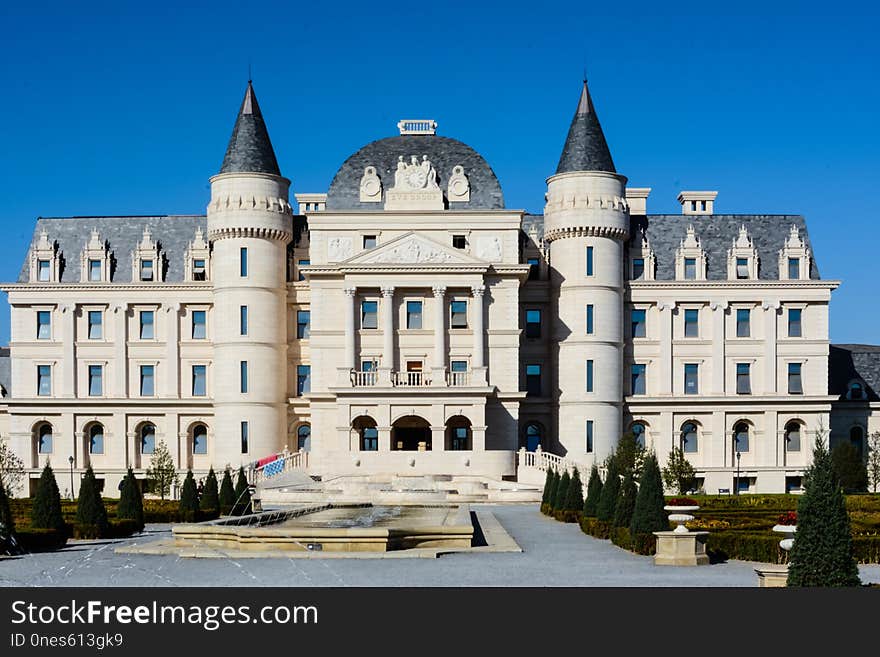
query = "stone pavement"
(2, 504, 879, 587)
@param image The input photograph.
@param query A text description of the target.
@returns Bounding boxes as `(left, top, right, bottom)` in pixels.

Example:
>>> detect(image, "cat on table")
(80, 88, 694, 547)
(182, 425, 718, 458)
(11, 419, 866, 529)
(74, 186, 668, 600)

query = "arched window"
(525, 423, 542, 451)
(89, 424, 104, 454)
(850, 426, 865, 455)
(848, 381, 865, 400)
(361, 426, 378, 451)
(192, 424, 208, 455)
(680, 422, 698, 454)
(631, 422, 647, 449)
(297, 424, 311, 452)
(734, 421, 750, 453)
(140, 423, 156, 455)
(784, 421, 801, 452)
(37, 424, 53, 454)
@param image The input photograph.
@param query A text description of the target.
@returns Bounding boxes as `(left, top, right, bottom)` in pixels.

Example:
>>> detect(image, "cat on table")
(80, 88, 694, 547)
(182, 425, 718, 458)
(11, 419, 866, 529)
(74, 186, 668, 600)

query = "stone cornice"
(543, 225, 629, 242)
(207, 226, 292, 242)
(626, 279, 840, 290)
(1, 283, 213, 293)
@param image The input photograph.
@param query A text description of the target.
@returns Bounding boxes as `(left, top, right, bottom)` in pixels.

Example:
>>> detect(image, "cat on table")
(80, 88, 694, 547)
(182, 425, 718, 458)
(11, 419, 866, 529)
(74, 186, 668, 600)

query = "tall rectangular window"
(88, 365, 103, 396)
(88, 310, 103, 339)
(241, 421, 249, 454)
(525, 309, 541, 338)
(632, 258, 645, 280)
(89, 259, 102, 282)
(527, 257, 540, 280)
(788, 362, 803, 394)
(586, 247, 594, 276)
(684, 363, 699, 395)
(240, 247, 248, 277)
(139, 310, 154, 339)
(297, 259, 310, 281)
(586, 420, 594, 453)
(406, 302, 423, 330)
(586, 305, 594, 335)
(297, 365, 311, 396)
(193, 258, 206, 281)
(140, 259, 154, 281)
(525, 364, 542, 396)
(297, 310, 310, 338)
(788, 308, 802, 337)
(736, 363, 751, 394)
(450, 300, 468, 328)
(788, 257, 800, 279)
(736, 308, 750, 337)
(631, 309, 646, 338)
(37, 365, 51, 396)
(192, 310, 206, 339)
(684, 309, 699, 337)
(38, 259, 51, 281)
(240, 361, 248, 393)
(240, 305, 248, 336)
(192, 365, 207, 396)
(140, 365, 154, 397)
(736, 257, 749, 279)
(684, 257, 696, 280)
(361, 301, 378, 329)
(631, 364, 647, 395)
(37, 311, 51, 340)
(586, 360, 594, 392)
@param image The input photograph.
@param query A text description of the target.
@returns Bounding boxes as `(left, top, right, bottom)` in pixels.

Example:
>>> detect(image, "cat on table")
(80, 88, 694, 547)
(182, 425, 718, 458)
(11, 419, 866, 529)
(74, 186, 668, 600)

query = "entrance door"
(392, 415, 431, 451)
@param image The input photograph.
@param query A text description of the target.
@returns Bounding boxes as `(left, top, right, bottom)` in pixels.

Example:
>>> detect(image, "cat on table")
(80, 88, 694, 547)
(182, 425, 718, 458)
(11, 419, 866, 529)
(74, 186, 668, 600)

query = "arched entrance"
(445, 416, 472, 451)
(392, 415, 431, 451)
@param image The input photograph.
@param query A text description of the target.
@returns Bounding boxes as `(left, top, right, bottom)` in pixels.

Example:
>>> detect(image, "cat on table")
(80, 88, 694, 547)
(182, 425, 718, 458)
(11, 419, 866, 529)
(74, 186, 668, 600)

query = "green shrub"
(579, 516, 611, 540)
(232, 467, 251, 516)
(554, 470, 570, 513)
(178, 470, 200, 522)
(31, 464, 65, 532)
(75, 466, 109, 538)
(610, 526, 632, 551)
(142, 500, 181, 523)
(832, 442, 868, 493)
(596, 457, 620, 523)
(564, 467, 585, 516)
(0, 478, 14, 536)
(199, 467, 220, 519)
(107, 519, 142, 539)
(15, 527, 68, 552)
(583, 466, 602, 517)
(613, 472, 637, 528)
(117, 468, 144, 531)
(219, 468, 236, 516)
(707, 531, 787, 564)
(631, 452, 668, 541)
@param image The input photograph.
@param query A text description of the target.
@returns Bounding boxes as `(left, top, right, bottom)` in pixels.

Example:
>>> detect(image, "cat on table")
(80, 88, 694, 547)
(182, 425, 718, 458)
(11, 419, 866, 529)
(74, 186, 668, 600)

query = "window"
(631, 422, 646, 448)
(297, 365, 311, 396)
(192, 310, 206, 339)
(38, 424, 53, 453)
(788, 257, 800, 280)
(734, 421, 750, 453)
(631, 364, 646, 395)
(140, 424, 156, 455)
(452, 235, 466, 249)
(140, 365, 154, 396)
(192, 365, 207, 396)
(240, 421, 249, 454)
(586, 420, 594, 453)
(193, 258, 206, 281)
(297, 310, 310, 338)
(586, 360, 594, 392)
(451, 425, 469, 451)
(38, 259, 51, 281)
(681, 422, 698, 453)
(193, 425, 208, 455)
(361, 301, 378, 329)
(586, 305, 594, 335)
(361, 426, 378, 451)
(88, 365, 103, 396)
(406, 302, 423, 330)
(525, 309, 541, 338)
(450, 360, 467, 373)
(297, 259, 310, 281)
(736, 257, 749, 279)
(361, 360, 375, 373)
(89, 259, 102, 282)
(527, 257, 540, 280)
(684, 363, 699, 395)
(525, 364, 542, 396)
(632, 258, 645, 280)
(631, 309, 646, 338)
(736, 363, 751, 394)
(240, 361, 248, 393)
(140, 259, 154, 281)
(297, 424, 311, 452)
(139, 310, 154, 340)
(586, 246, 594, 276)
(363, 235, 377, 249)
(785, 421, 801, 452)
(88, 311, 102, 339)
(525, 423, 541, 451)
(37, 311, 51, 339)
(851, 426, 865, 454)
(240, 247, 248, 277)
(684, 257, 697, 280)
(684, 309, 699, 337)
(450, 300, 468, 329)
(736, 308, 750, 337)
(788, 363, 803, 394)
(89, 424, 104, 455)
(788, 308, 802, 337)
(240, 306, 248, 336)
(37, 365, 51, 396)
(848, 381, 865, 400)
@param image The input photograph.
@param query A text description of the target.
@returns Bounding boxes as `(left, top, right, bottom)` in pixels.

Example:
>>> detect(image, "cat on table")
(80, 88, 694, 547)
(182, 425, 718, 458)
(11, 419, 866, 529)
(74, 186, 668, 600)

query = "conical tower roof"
(219, 81, 281, 176)
(555, 80, 615, 174)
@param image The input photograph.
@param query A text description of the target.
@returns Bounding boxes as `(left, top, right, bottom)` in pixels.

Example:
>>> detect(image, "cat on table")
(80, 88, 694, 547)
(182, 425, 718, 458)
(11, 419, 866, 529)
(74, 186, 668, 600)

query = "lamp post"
(67, 455, 74, 500)
(735, 451, 742, 496)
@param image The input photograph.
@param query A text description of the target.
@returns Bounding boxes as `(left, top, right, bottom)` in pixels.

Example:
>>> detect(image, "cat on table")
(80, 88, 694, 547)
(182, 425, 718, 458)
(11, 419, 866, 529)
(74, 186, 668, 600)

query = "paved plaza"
(3, 505, 879, 587)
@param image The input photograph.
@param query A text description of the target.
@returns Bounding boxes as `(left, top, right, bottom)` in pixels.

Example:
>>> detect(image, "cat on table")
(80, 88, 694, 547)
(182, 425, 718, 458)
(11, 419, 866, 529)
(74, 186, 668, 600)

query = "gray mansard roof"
(829, 344, 880, 401)
(325, 135, 504, 211)
(18, 215, 207, 284)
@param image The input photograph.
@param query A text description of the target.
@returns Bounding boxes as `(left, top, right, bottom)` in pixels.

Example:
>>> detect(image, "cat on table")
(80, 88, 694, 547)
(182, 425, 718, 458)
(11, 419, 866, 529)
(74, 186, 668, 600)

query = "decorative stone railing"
(351, 370, 378, 386)
(447, 371, 470, 387)
(253, 449, 309, 484)
(394, 371, 431, 387)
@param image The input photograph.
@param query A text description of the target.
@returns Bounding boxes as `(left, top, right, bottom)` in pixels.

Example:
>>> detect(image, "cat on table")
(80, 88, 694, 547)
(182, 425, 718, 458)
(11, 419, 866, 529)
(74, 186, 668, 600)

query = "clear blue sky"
(0, 1, 877, 345)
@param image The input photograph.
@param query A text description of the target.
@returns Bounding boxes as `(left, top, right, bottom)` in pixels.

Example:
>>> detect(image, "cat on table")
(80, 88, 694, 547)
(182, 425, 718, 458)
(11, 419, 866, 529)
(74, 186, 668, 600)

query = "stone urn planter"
(664, 505, 700, 533)
(653, 498, 708, 566)
(755, 513, 797, 587)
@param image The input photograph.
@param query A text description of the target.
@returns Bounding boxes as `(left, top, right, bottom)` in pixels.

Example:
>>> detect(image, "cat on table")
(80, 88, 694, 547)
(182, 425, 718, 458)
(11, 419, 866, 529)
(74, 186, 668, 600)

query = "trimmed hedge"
(15, 528, 68, 552)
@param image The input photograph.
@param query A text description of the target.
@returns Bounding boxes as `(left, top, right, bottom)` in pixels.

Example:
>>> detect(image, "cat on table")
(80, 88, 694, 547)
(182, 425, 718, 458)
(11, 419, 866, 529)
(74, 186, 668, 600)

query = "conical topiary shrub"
(178, 470, 200, 522)
(553, 470, 570, 516)
(787, 435, 861, 587)
(583, 465, 603, 517)
(31, 463, 65, 532)
(75, 465, 109, 538)
(541, 467, 553, 513)
(613, 471, 637, 529)
(631, 452, 668, 553)
(596, 456, 620, 524)
(563, 467, 584, 521)
(219, 468, 235, 515)
(199, 467, 220, 519)
(0, 478, 15, 539)
(232, 466, 251, 516)
(117, 467, 144, 531)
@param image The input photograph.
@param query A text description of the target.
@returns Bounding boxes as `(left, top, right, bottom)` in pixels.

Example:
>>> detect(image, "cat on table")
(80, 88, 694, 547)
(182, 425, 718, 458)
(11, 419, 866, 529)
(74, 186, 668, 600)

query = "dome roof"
(325, 134, 504, 210)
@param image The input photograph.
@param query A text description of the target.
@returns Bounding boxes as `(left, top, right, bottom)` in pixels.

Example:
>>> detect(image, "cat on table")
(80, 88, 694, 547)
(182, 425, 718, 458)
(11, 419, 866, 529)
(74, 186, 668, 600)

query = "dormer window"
(736, 257, 749, 279)
(675, 225, 707, 281)
(684, 258, 696, 280)
(778, 225, 811, 280)
(140, 259, 154, 281)
(185, 227, 211, 282)
(727, 225, 759, 280)
(30, 229, 62, 283)
(89, 259, 102, 282)
(848, 381, 866, 400)
(38, 260, 51, 281)
(632, 258, 645, 280)
(193, 259, 206, 281)
(788, 258, 800, 280)
(629, 231, 656, 281)
(80, 229, 111, 283)
(131, 227, 163, 283)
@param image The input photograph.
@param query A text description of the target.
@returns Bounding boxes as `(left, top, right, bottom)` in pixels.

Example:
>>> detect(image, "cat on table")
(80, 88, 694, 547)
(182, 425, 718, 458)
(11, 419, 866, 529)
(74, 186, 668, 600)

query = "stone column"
(165, 303, 180, 398)
(471, 284, 487, 385)
(113, 303, 128, 397)
(431, 285, 447, 387)
(763, 300, 779, 394)
(379, 286, 395, 385)
(431, 426, 446, 452)
(711, 301, 727, 395)
(343, 287, 356, 370)
(61, 303, 76, 398)
(658, 302, 674, 395)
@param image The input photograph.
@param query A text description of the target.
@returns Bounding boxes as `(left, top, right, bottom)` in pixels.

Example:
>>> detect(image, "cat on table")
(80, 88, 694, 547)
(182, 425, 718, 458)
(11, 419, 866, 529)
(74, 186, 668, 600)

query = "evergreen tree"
(596, 456, 620, 523)
(0, 477, 15, 537)
(117, 467, 144, 531)
(200, 467, 220, 518)
(543, 469, 558, 516)
(75, 465, 109, 537)
(145, 440, 178, 501)
(662, 447, 697, 495)
(564, 467, 584, 514)
(613, 471, 637, 528)
(178, 470, 200, 522)
(31, 463, 65, 531)
(583, 465, 603, 517)
(787, 434, 860, 587)
(616, 432, 646, 479)
(554, 470, 570, 512)
(631, 452, 668, 537)
(232, 466, 252, 516)
(541, 467, 553, 506)
(831, 442, 868, 493)
(219, 467, 236, 515)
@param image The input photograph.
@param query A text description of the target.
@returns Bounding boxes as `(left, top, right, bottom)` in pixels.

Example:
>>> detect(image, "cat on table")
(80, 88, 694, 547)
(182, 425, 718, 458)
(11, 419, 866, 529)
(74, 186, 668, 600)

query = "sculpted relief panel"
(476, 235, 503, 262)
(363, 236, 457, 264)
(328, 236, 354, 262)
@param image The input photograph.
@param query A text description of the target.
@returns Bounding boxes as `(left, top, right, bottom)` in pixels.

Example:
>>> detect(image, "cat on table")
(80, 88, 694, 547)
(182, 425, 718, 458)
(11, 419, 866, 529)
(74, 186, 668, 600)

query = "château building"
(1, 80, 877, 497)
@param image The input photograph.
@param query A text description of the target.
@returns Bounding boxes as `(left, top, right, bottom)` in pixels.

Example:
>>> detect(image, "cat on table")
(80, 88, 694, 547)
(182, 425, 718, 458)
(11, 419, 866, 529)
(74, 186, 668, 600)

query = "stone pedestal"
(755, 566, 788, 587)
(653, 530, 710, 566)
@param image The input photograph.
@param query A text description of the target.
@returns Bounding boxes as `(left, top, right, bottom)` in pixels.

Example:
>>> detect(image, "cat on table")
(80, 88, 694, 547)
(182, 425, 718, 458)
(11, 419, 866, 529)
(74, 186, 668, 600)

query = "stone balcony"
(333, 366, 489, 391)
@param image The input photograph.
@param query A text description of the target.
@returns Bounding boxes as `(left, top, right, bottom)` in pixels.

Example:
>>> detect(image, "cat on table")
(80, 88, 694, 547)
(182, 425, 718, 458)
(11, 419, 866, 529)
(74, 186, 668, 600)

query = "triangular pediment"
(341, 232, 486, 266)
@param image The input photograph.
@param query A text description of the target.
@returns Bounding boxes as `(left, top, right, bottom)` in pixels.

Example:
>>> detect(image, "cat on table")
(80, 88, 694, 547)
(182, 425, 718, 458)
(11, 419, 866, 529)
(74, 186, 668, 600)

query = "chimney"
(678, 191, 717, 215)
(625, 188, 651, 215)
